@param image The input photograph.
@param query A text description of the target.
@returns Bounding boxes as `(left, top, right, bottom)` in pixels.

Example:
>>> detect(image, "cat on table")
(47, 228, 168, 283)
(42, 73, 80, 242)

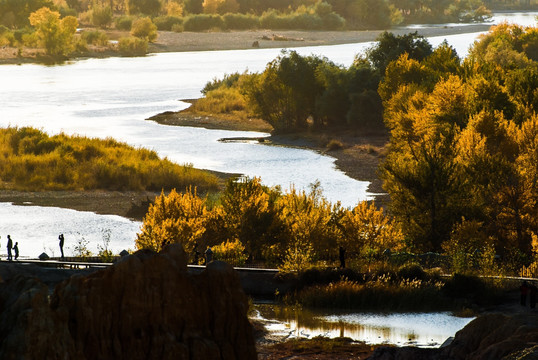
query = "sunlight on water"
(254, 304, 474, 347)
(0, 203, 141, 258)
(0, 12, 536, 253)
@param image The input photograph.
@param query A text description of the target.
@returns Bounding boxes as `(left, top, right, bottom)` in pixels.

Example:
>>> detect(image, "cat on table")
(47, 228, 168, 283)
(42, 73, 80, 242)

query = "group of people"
(192, 244, 213, 265)
(4, 235, 19, 261)
(520, 281, 538, 309)
(3, 233, 65, 261)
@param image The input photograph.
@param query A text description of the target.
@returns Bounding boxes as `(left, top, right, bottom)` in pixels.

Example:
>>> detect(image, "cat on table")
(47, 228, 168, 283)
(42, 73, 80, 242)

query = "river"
(0, 12, 536, 258)
(0, 11, 534, 346)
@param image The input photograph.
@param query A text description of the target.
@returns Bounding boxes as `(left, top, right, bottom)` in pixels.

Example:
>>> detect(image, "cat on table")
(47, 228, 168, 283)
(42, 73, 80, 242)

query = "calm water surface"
(254, 304, 474, 347)
(0, 12, 535, 256)
(0, 203, 141, 258)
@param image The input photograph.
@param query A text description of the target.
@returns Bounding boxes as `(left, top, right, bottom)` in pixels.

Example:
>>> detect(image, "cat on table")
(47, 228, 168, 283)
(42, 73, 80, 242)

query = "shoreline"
(0, 24, 493, 65)
(0, 24, 493, 215)
(149, 103, 389, 202)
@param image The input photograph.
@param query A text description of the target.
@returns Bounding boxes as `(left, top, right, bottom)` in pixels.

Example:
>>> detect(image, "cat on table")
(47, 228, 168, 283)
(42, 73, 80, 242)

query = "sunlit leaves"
(136, 188, 209, 252)
(29, 7, 77, 56)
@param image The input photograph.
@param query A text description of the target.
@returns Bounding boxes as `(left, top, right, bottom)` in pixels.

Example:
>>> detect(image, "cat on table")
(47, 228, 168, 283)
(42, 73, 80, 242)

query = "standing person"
(339, 246, 346, 269)
(205, 246, 213, 265)
(13, 242, 19, 260)
(6, 235, 13, 261)
(521, 281, 529, 307)
(530, 282, 537, 309)
(59, 234, 65, 260)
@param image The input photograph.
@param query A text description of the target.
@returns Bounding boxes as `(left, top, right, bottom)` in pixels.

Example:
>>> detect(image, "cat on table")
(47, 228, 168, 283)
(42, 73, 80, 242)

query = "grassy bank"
(0, 127, 219, 192)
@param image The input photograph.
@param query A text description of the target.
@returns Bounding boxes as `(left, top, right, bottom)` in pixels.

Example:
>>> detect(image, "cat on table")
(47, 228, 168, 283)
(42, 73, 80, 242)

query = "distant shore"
(0, 24, 492, 65)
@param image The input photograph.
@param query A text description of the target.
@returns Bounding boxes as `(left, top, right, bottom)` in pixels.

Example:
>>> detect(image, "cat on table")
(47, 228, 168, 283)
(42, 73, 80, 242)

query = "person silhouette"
(6, 235, 13, 261)
(59, 234, 65, 260)
(205, 247, 213, 265)
(13, 242, 19, 260)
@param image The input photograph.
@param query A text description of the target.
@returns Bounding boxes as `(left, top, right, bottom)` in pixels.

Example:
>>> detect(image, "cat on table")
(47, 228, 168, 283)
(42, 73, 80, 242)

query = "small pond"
(253, 303, 474, 347)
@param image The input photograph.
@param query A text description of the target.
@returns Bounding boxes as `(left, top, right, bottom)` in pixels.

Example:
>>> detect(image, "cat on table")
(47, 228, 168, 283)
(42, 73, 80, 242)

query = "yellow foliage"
(212, 239, 247, 266)
(0, 127, 219, 191)
(202, 0, 239, 14)
(136, 188, 209, 252)
(339, 201, 404, 257)
(29, 7, 78, 56)
(166, 1, 184, 16)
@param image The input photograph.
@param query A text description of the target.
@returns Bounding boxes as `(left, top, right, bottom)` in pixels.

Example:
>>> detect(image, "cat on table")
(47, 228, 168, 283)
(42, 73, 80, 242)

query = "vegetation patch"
(0, 127, 219, 192)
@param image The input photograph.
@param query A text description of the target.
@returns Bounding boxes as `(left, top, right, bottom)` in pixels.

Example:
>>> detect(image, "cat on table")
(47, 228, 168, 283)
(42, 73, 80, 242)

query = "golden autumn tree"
(202, 0, 239, 14)
(219, 177, 280, 260)
(276, 183, 339, 270)
(339, 201, 404, 259)
(136, 188, 209, 254)
(29, 7, 77, 56)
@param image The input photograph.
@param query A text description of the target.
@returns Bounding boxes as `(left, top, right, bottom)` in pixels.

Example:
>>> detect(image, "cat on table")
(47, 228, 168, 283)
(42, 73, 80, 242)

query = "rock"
(38, 252, 49, 260)
(0, 244, 257, 360)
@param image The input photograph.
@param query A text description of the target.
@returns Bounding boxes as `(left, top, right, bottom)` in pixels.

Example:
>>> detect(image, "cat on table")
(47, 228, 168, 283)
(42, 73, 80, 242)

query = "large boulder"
(0, 244, 257, 360)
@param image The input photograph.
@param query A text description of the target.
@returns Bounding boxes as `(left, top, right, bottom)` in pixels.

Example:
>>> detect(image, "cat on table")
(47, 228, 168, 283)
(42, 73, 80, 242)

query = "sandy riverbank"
(0, 24, 492, 64)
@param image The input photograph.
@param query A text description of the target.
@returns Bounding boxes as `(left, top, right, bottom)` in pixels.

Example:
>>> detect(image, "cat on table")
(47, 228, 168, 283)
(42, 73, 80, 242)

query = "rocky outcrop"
(368, 312, 538, 360)
(0, 244, 257, 360)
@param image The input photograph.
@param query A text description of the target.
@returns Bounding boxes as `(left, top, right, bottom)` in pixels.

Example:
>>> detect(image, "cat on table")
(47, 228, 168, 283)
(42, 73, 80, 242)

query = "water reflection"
(0, 203, 141, 258)
(254, 304, 473, 347)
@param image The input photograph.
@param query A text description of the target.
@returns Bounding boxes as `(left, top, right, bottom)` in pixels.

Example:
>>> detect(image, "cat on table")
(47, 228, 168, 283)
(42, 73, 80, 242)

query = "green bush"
(0, 26, 14, 46)
(223, 13, 259, 30)
(82, 30, 109, 46)
(153, 15, 183, 31)
(397, 263, 426, 280)
(115, 16, 134, 30)
(183, 14, 224, 32)
(130, 17, 158, 41)
(91, 4, 113, 28)
(118, 36, 148, 56)
(171, 23, 183, 32)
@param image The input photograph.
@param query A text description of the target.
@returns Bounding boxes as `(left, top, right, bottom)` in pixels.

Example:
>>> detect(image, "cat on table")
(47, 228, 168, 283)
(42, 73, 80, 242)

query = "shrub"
(118, 36, 148, 56)
(90, 4, 113, 28)
(171, 23, 183, 32)
(192, 87, 246, 114)
(326, 139, 343, 151)
(213, 239, 248, 266)
(223, 13, 259, 30)
(183, 14, 224, 31)
(115, 16, 133, 30)
(82, 30, 109, 46)
(0, 28, 15, 46)
(130, 17, 158, 42)
(153, 15, 183, 31)
(396, 263, 426, 280)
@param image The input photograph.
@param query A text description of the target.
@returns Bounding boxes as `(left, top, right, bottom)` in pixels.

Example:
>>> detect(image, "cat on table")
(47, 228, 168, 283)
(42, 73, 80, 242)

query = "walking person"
(13, 242, 19, 261)
(59, 234, 65, 260)
(6, 235, 13, 261)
